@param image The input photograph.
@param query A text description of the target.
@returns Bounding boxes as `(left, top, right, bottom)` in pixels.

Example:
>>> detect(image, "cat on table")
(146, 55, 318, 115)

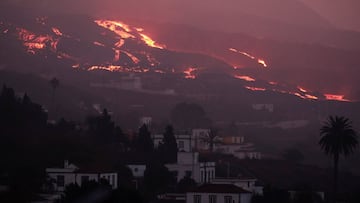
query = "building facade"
(46, 160, 118, 191)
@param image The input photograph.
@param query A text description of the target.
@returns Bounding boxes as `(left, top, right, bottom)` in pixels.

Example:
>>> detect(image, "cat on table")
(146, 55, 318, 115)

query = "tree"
(144, 163, 176, 197)
(177, 174, 197, 193)
(170, 102, 211, 129)
(134, 124, 154, 153)
(202, 128, 220, 153)
(49, 77, 59, 97)
(281, 148, 304, 163)
(49, 77, 59, 116)
(319, 116, 358, 203)
(158, 125, 178, 163)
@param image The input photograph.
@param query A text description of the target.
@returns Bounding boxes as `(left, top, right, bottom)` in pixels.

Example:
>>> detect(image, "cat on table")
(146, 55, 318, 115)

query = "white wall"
(75, 173, 99, 186)
(100, 173, 118, 189)
(47, 173, 76, 192)
(186, 192, 241, 203)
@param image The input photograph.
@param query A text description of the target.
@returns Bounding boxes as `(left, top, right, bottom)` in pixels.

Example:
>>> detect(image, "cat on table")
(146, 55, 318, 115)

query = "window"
(209, 195, 217, 203)
(57, 175, 65, 187)
(185, 170, 192, 177)
(178, 141, 185, 149)
(194, 195, 201, 203)
(171, 171, 178, 179)
(224, 196, 232, 203)
(81, 175, 89, 184)
(200, 171, 204, 182)
(112, 175, 115, 186)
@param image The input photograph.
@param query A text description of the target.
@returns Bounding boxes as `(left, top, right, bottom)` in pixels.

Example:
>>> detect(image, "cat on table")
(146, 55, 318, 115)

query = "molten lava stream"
(324, 94, 349, 102)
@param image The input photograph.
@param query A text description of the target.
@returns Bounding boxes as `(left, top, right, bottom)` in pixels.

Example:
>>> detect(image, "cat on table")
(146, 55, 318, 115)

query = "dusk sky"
(4, 0, 360, 31)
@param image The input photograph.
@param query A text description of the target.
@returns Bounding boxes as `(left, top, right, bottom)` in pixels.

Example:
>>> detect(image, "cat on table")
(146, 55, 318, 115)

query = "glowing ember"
(72, 64, 80, 68)
(52, 27, 63, 36)
(183, 67, 197, 79)
(154, 70, 165, 74)
(298, 86, 307, 93)
(140, 33, 165, 49)
(135, 27, 144, 32)
(245, 86, 266, 91)
(294, 92, 306, 99)
(257, 59, 267, 68)
(305, 94, 318, 100)
(324, 94, 349, 102)
(229, 48, 268, 68)
(122, 51, 140, 64)
(115, 39, 125, 48)
(93, 41, 105, 47)
(88, 65, 124, 72)
(269, 81, 278, 85)
(234, 75, 256, 82)
(36, 17, 47, 25)
(114, 49, 120, 62)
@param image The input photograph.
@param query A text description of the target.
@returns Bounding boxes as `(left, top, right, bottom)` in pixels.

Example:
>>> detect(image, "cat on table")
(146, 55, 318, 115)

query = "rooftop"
(189, 184, 251, 194)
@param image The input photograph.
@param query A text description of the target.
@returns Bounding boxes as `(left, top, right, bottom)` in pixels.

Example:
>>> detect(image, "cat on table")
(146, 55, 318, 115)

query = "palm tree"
(319, 116, 358, 202)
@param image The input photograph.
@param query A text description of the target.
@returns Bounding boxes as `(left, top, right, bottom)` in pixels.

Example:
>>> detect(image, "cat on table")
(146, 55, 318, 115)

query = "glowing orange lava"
(183, 67, 197, 79)
(52, 27, 63, 36)
(245, 86, 266, 91)
(88, 65, 124, 72)
(114, 49, 120, 62)
(93, 41, 105, 47)
(324, 94, 349, 102)
(72, 64, 80, 68)
(269, 81, 278, 85)
(305, 94, 318, 100)
(257, 59, 267, 68)
(94, 20, 135, 39)
(122, 51, 140, 64)
(140, 33, 165, 49)
(17, 28, 59, 54)
(115, 39, 125, 48)
(154, 70, 165, 74)
(229, 48, 268, 68)
(234, 75, 256, 82)
(298, 86, 307, 93)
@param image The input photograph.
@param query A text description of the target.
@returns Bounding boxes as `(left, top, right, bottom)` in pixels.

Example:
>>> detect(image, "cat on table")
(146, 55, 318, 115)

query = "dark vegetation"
(0, 85, 181, 202)
(1, 85, 360, 203)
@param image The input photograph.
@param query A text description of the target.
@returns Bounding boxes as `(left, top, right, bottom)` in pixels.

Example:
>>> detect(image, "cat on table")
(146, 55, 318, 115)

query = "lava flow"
(94, 20, 165, 49)
(245, 86, 266, 91)
(17, 28, 59, 54)
(324, 94, 349, 102)
(234, 75, 256, 82)
(229, 48, 268, 68)
(183, 67, 197, 79)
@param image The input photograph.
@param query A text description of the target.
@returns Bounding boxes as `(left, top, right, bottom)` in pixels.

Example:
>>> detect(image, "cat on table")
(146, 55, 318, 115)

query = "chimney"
(64, 160, 69, 168)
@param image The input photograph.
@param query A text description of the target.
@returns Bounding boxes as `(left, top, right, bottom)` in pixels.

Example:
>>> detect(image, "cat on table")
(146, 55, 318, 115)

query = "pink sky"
(4, 0, 360, 31)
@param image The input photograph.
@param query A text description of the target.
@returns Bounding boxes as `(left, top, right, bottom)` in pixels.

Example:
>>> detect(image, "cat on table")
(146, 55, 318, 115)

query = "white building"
(153, 134, 193, 152)
(153, 130, 261, 159)
(186, 184, 252, 203)
(153, 129, 211, 153)
(166, 152, 215, 183)
(215, 136, 261, 160)
(139, 117, 152, 128)
(46, 160, 118, 191)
